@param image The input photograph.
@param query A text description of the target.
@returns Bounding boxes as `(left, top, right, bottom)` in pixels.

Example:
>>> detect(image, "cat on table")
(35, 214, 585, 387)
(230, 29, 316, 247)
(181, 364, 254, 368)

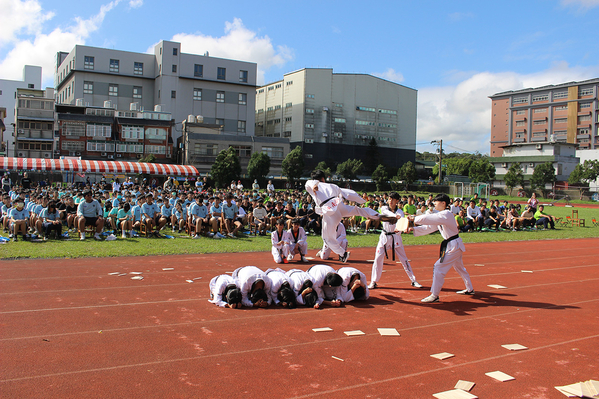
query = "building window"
(554, 105, 568, 111)
(579, 88, 593, 96)
(335, 103, 343, 108)
(217, 67, 226, 80)
(194, 64, 203, 77)
(285, 117, 292, 122)
(172, 65, 177, 73)
(553, 91, 568, 99)
(195, 143, 218, 156)
(121, 125, 144, 139)
(283, 131, 291, 137)
(305, 123, 314, 129)
(334, 118, 346, 123)
(533, 108, 547, 113)
(267, 106, 273, 111)
(532, 94, 548, 102)
(515, 110, 526, 115)
(306, 94, 315, 99)
(146, 128, 167, 140)
(110, 59, 119, 73)
(268, 86, 274, 91)
(215, 119, 224, 125)
(239, 70, 248, 82)
(356, 106, 375, 112)
(274, 105, 281, 110)
(513, 97, 528, 104)
(109, 84, 118, 96)
(554, 118, 567, 124)
(133, 86, 142, 99)
(28, 83, 34, 89)
(578, 115, 591, 122)
(580, 103, 591, 109)
(285, 102, 292, 108)
(193, 88, 202, 101)
(258, 89, 264, 93)
(238, 93, 247, 105)
(171, 90, 176, 99)
(533, 119, 546, 125)
(306, 108, 315, 114)
(515, 121, 526, 127)
(237, 120, 246, 133)
(262, 146, 284, 159)
(134, 62, 143, 75)
(379, 109, 397, 114)
(216, 91, 225, 103)
(356, 120, 376, 126)
(83, 81, 93, 94)
(173, 48, 178, 56)
(286, 81, 293, 86)
(84, 56, 94, 70)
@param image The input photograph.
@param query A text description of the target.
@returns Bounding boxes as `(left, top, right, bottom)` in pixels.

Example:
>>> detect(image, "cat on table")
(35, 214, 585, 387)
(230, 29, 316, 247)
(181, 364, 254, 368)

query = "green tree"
(468, 159, 496, 183)
(315, 161, 332, 178)
(568, 160, 599, 199)
(138, 153, 156, 163)
(397, 161, 417, 191)
(247, 152, 271, 186)
(530, 161, 556, 198)
(504, 162, 524, 196)
(281, 145, 305, 183)
(210, 147, 241, 189)
(371, 164, 388, 191)
(363, 138, 380, 175)
(336, 159, 363, 180)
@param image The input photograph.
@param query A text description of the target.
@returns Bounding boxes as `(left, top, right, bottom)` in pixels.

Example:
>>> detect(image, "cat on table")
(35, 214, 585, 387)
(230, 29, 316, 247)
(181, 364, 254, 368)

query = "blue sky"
(2, 0, 599, 155)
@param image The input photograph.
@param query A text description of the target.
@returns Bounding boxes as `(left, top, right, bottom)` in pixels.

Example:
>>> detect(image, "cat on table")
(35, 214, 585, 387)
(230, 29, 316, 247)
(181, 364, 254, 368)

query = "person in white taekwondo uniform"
(286, 269, 320, 308)
(337, 266, 369, 302)
(208, 274, 242, 308)
(271, 218, 290, 264)
(232, 266, 272, 308)
(305, 170, 380, 263)
(265, 268, 297, 308)
(407, 193, 474, 303)
(286, 218, 308, 263)
(307, 264, 344, 307)
(369, 192, 423, 290)
(316, 222, 348, 261)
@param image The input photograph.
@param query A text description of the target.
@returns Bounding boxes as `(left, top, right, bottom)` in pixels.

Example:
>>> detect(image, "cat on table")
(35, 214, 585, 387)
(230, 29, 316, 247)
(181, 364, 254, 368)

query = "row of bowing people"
(209, 265, 369, 309)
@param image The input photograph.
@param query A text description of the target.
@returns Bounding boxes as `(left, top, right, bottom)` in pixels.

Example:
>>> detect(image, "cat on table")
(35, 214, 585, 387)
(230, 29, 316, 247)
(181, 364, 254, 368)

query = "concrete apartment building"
(14, 87, 56, 159)
(0, 66, 43, 157)
(489, 78, 599, 157)
(255, 68, 417, 170)
(54, 40, 257, 144)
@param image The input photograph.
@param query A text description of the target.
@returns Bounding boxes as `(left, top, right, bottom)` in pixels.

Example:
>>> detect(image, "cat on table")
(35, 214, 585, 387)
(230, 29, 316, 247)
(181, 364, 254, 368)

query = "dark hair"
(304, 290, 318, 307)
(311, 170, 326, 181)
(123, 202, 131, 212)
(276, 218, 285, 226)
(324, 272, 343, 287)
(353, 286, 366, 300)
(250, 288, 268, 304)
(389, 192, 400, 200)
(277, 285, 297, 309)
(433, 194, 450, 207)
(224, 285, 242, 305)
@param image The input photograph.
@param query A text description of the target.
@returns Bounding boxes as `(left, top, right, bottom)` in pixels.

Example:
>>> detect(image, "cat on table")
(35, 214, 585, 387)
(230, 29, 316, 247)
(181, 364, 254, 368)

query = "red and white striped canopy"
(0, 157, 199, 177)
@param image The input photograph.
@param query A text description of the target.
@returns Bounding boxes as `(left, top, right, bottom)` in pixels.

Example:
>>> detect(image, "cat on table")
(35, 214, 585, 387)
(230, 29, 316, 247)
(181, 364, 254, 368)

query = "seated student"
(39, 200, 63, 240)
(130, 196, 145, 234)
(286, 218, 308, 263)
(10, 199, 30, 241)
(161, 199, 174, 229)
(172, 201, 187, 233)
(104, 201, 118, 231)
(337, 266, 370, 303)
(306, 205, 321, 235)
(307, 264, 344, 308)
(466, 200, 482, 231)
(484, 205, 501, 230)
(251, 200, 268, 235)
(316, 222, 348, 260)
(189, 196, 209, 239)
(269, 202, 285, 231)
(222, 193, 242, 238)
(285, 269, 320, 308)
(232, 266, 272, 308)
(518, 205, 536, 228)
(141, 194, 166, 237)
(282, 202, 296, 229)
(271, 218, 290, 264)
(208, 274, 242, 308)
(209, 197, 226, 238)
(76, 190, 104, 241)
(118, 202, 134, 238)
(503, 205, 520, 231)
(534, 205, 556, 230)
(455, 208, 471, 233)
(265, 268, 297, 308)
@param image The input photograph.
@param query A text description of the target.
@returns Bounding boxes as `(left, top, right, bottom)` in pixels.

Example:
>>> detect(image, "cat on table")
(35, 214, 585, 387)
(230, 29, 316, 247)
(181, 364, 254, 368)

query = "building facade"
(55, 41, 257, 145)
(14, 88, 56, 159)
(0, 66, 43, 157)
(255, 68, 417, 170)
(490, 79, 599, 157)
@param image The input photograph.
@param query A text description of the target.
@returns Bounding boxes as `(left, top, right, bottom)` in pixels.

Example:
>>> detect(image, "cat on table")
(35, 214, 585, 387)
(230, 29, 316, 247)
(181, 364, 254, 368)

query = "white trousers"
(272, 245, 289, 263)
(371, 233, 416, 284)
(430, 248, 473, 296)
(289, 241, 308, 257)
(322, 202, 379, 256)
(321, 238, 348, 259)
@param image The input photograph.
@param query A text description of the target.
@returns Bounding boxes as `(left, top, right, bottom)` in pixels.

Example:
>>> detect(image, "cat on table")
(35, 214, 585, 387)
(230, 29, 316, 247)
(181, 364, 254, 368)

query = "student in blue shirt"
(40, 201, 62, 240)
(118, 202, 133, 238)
(173, 201, 187, 232)
(209, 197, 225, 238)
(141, 194, 166, 237)
(10, 199, 30, 241)
(161, 200, 173, 229)
(189, 196, 209, 238)
(222, 193, 241, 238)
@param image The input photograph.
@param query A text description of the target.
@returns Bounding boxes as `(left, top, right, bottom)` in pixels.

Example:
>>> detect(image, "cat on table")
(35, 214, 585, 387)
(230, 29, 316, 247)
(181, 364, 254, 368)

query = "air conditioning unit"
(17, 151, 27, 157)
(305, 139, 314, 143)
(116, 154, 122, 158)
(136, 154, 142, 159)
(18, 129, 25, 134)
(43, 152, 51, 158)
(103, 101, 112, 108)
(196, 115, 204, 123)
(502, 163, 507, 168)
(529, 163, 534, 168)
(101, 152, 107, 156)
(76, 99, 84, 106)
(322, 133, 328, 137)
(334, 132, 343, 138)
(75, 152, 81, 156)
(107, 155, 114, 159)
(130, 102, 140, 111)
(536, 144, 542, 150)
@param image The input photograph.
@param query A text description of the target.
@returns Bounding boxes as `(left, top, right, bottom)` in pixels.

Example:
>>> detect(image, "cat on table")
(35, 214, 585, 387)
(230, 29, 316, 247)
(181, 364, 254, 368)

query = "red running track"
(1, 238, 598, 398)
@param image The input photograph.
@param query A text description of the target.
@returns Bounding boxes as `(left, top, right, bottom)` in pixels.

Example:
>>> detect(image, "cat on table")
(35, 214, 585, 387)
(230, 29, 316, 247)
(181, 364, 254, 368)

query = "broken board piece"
(488, 284, 507, 289)
(555, 383, 583, 397)
(162, 267, 174, 271)
(554, 385, 578, 397)
(377, 328, 400, 336)
(433, 388, 478, 399)
(331, 356, 344, 362)
(501, 344, 528, 351)
(454, 380, 475, 392)
(474, 264, 485, 266)
(312, 327, 333, 332)
(521, 270, 533, 273)
(129, 272, 143, 275)
(430, 352, 455, 360)
(108, 272, 120, 275)
(193, 277, 202, 280)
(396, 217, 410, 232)
(130, 276, 144, 280)
(305, 257, 315, 260)
(344, 330, 365, 336)
(485, 371, 515, 382)
(186, 279, 194, 283)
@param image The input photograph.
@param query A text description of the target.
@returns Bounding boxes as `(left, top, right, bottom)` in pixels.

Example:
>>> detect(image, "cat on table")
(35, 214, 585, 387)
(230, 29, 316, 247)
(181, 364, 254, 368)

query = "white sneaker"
(80, 233, 86, 241)
(368, 282, 377, 289)
(192, 234, 201, 239)
(122, 233, 127, 238)
(94, 233, 102, 240)
(227, 233, 236, 238)
(301, 255, 308, 263)
(287, 254, 294, 261)
(411, 281, 423, 288)
(421, 294, 439, 303)
(315, 250, 322, 258)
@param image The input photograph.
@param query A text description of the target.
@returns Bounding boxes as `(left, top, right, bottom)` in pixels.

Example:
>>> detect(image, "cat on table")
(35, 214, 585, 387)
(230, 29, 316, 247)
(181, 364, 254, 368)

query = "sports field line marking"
(0, 283, 197, 296)
(2, 330, 597, 385)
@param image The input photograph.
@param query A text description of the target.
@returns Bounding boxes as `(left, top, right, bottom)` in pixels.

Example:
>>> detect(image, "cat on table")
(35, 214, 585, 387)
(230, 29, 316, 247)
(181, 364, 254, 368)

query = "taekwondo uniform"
(319, 222, 348, 260)
(413, 210, 473, 297)
(286, 269, 316, 305)
(287, 225, 308, 259)
(305, 179, 379, 257)
(337, 266, 370, 302)
(271, 228, 290, 263)
(307, 264, 344, 304)
(370, 204, 418, 286)
(208, 274, 239, 307)
(233, 266, 272, 307)
(265, 268, 292, 305)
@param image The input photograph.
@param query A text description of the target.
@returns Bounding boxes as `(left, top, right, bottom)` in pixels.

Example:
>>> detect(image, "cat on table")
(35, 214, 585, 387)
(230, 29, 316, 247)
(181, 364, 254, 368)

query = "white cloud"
(0, 0, 121, 86)
(0, 0, 54, 49)
(165, 18, 293, 85)
(417, 61, 599, 154)
(561, 0, 599, 9)
(128, 0, 142, 9)
(374, 68, 404, 83)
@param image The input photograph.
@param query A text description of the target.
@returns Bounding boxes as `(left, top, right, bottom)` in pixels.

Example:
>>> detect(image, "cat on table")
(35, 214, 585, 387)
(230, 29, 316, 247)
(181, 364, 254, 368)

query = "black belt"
(384, 231, 398, 261)
(320, 196, 336, 207)
(439, 234, 459, 263)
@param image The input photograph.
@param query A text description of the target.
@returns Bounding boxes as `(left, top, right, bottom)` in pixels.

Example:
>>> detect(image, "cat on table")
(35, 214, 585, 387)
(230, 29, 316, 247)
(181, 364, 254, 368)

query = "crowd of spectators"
(1, 172, 559, 243)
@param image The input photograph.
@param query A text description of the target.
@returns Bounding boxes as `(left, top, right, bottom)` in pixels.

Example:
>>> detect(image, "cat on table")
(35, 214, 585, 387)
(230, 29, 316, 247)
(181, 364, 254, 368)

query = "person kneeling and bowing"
(208, 274, 242, 308)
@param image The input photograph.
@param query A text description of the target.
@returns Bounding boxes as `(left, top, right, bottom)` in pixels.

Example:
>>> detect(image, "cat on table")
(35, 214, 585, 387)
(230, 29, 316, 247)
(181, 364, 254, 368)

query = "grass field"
(1, 205, 597, 260)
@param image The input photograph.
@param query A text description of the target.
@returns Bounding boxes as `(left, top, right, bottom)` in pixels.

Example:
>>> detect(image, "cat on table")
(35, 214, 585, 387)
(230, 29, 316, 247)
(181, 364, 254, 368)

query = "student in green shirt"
(403, 195, 417, 215)
(534, 205, 556, 229)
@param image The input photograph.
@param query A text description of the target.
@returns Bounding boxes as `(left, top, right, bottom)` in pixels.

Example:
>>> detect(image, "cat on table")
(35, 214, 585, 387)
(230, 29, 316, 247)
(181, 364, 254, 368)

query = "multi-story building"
(56, 102, 174, 162)
(14, 87, 56, 159)
(0, 66, 43, 157)
(0, 107, 6, 156)
(54, 40, 257, 147)
(490, 78, 599, 157)
(180, 118, 290, 176)
(255, 68, 417, 170)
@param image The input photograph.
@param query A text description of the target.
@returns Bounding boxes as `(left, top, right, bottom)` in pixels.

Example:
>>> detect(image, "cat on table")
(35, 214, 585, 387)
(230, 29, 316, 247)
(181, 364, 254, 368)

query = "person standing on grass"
(527, 192, 539, 215)
(406, 193, 474, 303)
(305, 170, 380, 263)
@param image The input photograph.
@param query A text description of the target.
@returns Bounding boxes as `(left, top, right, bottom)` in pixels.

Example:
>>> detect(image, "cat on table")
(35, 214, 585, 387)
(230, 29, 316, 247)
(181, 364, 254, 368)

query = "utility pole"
(431, 140, 443, 184)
